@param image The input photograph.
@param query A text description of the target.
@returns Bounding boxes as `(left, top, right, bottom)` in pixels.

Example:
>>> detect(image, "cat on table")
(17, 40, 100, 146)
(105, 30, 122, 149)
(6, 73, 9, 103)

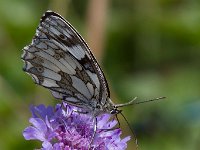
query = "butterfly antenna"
(120, 112, 138, 148)
(115, 96, 166, 108)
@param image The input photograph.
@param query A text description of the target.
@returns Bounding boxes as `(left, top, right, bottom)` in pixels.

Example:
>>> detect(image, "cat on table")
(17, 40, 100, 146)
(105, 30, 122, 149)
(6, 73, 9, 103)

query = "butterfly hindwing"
(22, 11, 110, 108)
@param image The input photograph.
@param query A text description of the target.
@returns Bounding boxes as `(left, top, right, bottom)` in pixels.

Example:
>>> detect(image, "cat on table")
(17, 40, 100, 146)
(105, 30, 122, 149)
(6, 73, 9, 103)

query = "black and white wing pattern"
(22, 10, 110, 110)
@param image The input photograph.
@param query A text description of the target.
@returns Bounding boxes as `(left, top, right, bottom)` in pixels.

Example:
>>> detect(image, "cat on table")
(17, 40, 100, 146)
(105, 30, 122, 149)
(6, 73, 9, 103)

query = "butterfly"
(21, 10, 165, 147)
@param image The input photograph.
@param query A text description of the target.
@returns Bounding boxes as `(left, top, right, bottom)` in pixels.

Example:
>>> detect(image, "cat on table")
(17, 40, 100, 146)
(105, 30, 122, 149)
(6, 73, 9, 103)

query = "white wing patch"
(35, 41, 48, 49)
(86, 70, 100, 90)
(87, 82, 94, 96)
(42, 68, 61, 81)
(42, 78, 59, 87)
(71, 76, 92, 99)
(69, 45, 86, 60)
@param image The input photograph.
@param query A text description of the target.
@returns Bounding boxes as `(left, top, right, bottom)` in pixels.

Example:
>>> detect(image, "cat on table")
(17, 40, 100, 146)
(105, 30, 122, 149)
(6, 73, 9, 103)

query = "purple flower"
(23, 103, 130, 150)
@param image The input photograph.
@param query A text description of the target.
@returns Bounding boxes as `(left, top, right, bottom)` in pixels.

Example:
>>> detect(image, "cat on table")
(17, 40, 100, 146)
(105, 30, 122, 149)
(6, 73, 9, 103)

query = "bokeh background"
(1, 0, 200, 149)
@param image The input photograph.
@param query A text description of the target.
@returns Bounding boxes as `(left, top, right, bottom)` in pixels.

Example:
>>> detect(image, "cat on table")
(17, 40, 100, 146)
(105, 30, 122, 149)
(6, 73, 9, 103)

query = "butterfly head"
(103, 98, 122, 115)
(110, 106, 122, 115)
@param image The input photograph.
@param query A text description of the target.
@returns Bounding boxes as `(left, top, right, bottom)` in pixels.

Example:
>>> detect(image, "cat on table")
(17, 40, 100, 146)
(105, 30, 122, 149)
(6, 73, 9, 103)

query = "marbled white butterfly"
(21, 10, 165, 146)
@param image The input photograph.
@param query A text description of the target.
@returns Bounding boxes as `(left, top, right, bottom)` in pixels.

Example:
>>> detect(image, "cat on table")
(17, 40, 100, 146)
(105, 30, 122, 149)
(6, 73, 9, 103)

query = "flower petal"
(121, 136, 131, 143)
(29, 118, 47, 133)
(23, 126, 46, 141)
(31, 105, 54, 120)
(42, 141, 53, 150)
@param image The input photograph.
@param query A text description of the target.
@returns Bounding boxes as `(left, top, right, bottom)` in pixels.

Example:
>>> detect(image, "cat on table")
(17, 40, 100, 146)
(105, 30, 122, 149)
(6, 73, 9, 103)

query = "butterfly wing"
(22, 11, 110, 108)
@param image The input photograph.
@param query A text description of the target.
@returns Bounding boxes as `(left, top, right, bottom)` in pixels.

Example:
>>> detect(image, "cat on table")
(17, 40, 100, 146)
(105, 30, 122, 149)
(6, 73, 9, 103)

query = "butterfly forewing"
(22, 11, 110, 109)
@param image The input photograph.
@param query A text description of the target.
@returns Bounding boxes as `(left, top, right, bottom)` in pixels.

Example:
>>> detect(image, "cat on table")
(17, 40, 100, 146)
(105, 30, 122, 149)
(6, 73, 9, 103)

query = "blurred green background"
(1, 0, 200, 149)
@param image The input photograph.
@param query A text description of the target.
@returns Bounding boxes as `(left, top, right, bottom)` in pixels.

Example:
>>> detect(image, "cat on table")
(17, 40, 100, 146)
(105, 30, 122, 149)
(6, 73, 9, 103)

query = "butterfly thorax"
(92, 97, 122, 116)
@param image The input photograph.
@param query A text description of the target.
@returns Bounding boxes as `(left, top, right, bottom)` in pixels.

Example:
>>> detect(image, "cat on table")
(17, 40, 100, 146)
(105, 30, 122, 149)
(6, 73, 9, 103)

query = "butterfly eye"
(110, 110, 116, 114)
(110, 109, 122, 114)
(96, 105, 100, 109)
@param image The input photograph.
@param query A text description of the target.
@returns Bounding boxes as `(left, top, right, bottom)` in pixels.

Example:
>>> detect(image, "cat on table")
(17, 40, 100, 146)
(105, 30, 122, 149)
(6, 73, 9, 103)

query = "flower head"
(23, 103, 130, 150)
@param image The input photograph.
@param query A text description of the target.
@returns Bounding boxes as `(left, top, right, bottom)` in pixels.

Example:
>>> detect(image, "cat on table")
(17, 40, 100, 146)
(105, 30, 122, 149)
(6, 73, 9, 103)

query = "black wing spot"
(79, 56, 95, 73)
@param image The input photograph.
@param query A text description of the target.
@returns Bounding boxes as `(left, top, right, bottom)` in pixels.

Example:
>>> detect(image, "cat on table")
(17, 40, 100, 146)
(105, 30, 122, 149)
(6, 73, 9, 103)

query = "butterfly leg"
(115, 114, 121, 128)
(60, 101, 65, 109)
(89, 117, 97, 149)
(72, 109, 89, 114)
